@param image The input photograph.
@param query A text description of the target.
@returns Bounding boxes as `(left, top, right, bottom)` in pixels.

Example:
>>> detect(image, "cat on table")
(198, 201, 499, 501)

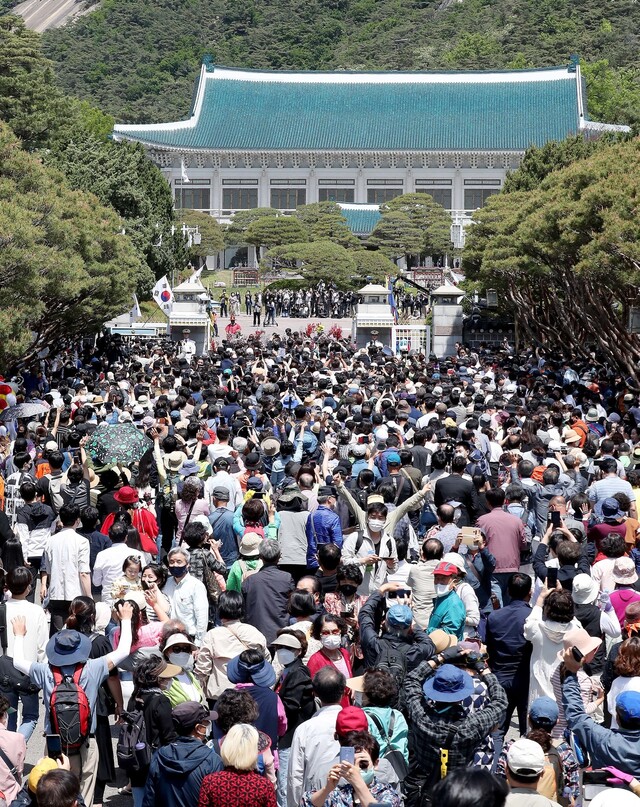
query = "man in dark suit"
(433, 454, 480, 527)
(242, 539, 295, 644)
(485, 572, 533, 758)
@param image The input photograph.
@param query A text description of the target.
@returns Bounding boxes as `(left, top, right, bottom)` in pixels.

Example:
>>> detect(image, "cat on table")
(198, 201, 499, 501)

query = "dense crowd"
(2, 327, 640, 807)
(218, 284, 360, 324)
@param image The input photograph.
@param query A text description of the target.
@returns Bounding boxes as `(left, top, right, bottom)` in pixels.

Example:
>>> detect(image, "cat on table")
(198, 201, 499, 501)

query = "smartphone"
(546, 567, 558, 588)
(550, 510, 562, 528)
(46, 734, 63, 760)
(340, 747, 355, 765)
(461, 527, 479, 546)
(571, 646, 584, 663)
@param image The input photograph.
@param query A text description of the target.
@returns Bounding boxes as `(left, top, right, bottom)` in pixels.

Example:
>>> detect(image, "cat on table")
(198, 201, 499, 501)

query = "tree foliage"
(264, 240, 356, 287)
(225, 208, 280, 244)
(463, 139, 640, 379)
(179, 208, 225, 257)
(0, 122, 148, 372)
(245, 215, 309, 249)
(368, 212, 423, 265)
(39, 0, 640, 125)
(381, 192, 452, 256)
(352, 249, 397, 283)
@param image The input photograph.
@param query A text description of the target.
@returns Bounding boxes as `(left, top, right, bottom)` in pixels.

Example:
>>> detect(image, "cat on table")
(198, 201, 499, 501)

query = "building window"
(318, 188, 355, 202)
(270, 188, 307, 209)
(174, 180, 210, 210)
(415, 188, 452, 209)
(367, 188, 402, 204)
(366, 179, 403, 186)
(464, 188, 499, 210)
(222, 188, 258, 212)
(463, 179, 502, 186)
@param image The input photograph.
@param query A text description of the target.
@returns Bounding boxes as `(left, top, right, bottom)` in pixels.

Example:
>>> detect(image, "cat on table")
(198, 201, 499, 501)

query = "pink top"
(610, 588, 640, 628)
(175, 498, 210, 539)
(0, 724, 26, 804)
(112, 621, 164, 653)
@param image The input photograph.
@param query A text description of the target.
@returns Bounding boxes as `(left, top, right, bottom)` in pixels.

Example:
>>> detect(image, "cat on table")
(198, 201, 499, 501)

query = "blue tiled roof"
(114, 65, 582, 152)
(339, 205, 381, 235)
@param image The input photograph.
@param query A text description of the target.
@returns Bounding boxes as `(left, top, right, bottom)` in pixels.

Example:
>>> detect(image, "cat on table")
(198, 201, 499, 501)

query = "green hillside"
(40, 0, 640, 126)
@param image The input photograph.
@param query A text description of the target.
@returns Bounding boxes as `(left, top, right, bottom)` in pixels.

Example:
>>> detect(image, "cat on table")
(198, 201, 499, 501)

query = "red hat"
(335, 706, 368, 737)
(114, 486, 139, 505)
(433, 562, 458, 577)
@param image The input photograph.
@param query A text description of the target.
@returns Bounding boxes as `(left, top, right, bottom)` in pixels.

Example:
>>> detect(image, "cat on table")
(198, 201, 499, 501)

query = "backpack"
(50, 665, 92, 755)
(368, 711, 409, 784)
(375, 636, 411, 690)
(238, 560, 259, 583)
(116, 708, 151, 772)
(537, 745, 563, 801)
(200, 551, 224, 602)
(158, 474, 179, 512)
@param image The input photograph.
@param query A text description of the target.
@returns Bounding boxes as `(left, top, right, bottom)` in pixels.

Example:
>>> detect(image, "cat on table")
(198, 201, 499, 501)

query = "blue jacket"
(485, 599, 532, 686)
(143, 737, 223, 807)
(426, 590, 466, 640)
(563, 671, 640, 775)
(306, 505, 343, 568)
(208, 506, 238, 568)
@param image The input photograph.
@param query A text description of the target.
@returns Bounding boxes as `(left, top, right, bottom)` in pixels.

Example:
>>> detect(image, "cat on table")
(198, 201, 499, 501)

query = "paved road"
(13, 0, 85, 32)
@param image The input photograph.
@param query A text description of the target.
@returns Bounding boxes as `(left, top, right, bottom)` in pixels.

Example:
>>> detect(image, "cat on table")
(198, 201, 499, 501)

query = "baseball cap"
(211, 486, 230, 501)
(386, 604, 413, 629)
(616, 691, 640, 723)
(335, 706, 368, 736)
(28, 758, 58, 792)
(507, 738, 546, 777)
(528, 696, 559, 729)
(433, 561, 458, 577)
(386, 452, 401, 465)
(172, 702, 217, 734)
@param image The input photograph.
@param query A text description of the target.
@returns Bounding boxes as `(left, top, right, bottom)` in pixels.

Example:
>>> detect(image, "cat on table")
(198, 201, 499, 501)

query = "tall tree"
(0, 122, 148, 372)
(352, 250, 397, 284)
(368, 212, 423, 267)
(225, 208, 280, 244)
(264, 240, 356, 287)
(179, 208, 225, 261)
(381, 192, 452, 258)
(245, 216, 309, 250)
(463, 139, 640, 379)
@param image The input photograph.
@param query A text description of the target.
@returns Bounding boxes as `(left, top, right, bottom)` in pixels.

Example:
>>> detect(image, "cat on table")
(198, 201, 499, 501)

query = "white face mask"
(321, 634, 342, 651)
(434, 583, 450, 597)
(276, 648, 297, 667)
(368, 518, 385, 533)
(169, 652, 193, 670)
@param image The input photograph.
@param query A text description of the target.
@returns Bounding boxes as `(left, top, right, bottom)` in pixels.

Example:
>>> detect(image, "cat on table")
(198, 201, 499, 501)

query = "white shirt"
(93, 544, 143, 605)
(288, 704, 341, 807)
(207, 443, 234, 464)
(164, 572, 209, 644)
(43, 528, 90, 601)
(5, 599, 48, 662)
(204, 471, 243, 511)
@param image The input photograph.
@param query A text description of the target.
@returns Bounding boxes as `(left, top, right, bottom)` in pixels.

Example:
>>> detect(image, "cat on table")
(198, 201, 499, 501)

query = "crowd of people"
(2, 325, 640, 807)
(219, 284, 360, 325)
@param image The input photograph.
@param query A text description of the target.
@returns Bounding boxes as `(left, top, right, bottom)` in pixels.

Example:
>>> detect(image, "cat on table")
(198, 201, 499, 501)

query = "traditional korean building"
(113, 57, 628, 257)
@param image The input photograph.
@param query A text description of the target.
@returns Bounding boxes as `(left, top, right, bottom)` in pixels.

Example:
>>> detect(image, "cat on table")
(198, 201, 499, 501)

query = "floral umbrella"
(0, 400, 50, 422)
(85, 423, 152, 467)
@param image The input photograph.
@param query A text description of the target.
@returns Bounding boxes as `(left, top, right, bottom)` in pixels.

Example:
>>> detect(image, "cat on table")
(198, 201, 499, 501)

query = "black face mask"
(340, 585, 358, 598)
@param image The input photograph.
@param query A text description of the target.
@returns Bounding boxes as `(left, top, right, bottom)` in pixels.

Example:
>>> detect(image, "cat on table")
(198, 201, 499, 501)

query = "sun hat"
(613, 556, 639, 586)
(443, 553, 466, 575)
(507, 738, 546, 777)
(563, 429, 582, 445)
(114, 486, 140, 505)
(157, 662, 183, 679)
(46, 629, 92, 667)
(232, 437, 248, 453)
(335, 706, 368, 736)
(558, 628, 602, 661)
(192, 514, 213, 535)
(271, 634, 302, 651)
(422, 664, 474, 702)
(239, 532, 263, 557)
(595, 497, 625, 520)
(121, 591, 147, 610)
(386, 604, 413, 629)
(590, 791, 640, 807)
(179, 459, 200, 476)
(571, 573, 599, 605)
(244, 452, 262, 470)
(346, 675, 365, 693)
(163, 633, 197, 653)
(433, 561, 458, 577)
(585, 408, 599, 422)
(428, 630, 458, 653)
(261, 438, 281, 457)
(28, 758, 58, 793)
(164, 451, 185, 472)
(227, 653, 276, 688)
(529, 696, 559, 729)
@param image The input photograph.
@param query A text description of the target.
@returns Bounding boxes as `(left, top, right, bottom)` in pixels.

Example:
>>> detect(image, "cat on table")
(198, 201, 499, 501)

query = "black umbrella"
(86, 424, 152, 466)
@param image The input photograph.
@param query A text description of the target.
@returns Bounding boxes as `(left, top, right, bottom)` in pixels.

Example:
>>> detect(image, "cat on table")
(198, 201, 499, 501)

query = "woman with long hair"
(175, 476, 209, 542)
(607, 637, 640, 728)
(100, 486, 158, 557)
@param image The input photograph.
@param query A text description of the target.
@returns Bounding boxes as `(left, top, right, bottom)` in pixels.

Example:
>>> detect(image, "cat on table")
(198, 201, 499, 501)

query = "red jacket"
(306, 648, 352, 707)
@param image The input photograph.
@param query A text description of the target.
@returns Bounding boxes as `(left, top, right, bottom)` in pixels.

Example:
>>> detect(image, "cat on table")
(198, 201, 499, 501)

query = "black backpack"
(375, 636, 411, 690)
(117, 708, 151, 771)
(368, 710, 409, 785)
